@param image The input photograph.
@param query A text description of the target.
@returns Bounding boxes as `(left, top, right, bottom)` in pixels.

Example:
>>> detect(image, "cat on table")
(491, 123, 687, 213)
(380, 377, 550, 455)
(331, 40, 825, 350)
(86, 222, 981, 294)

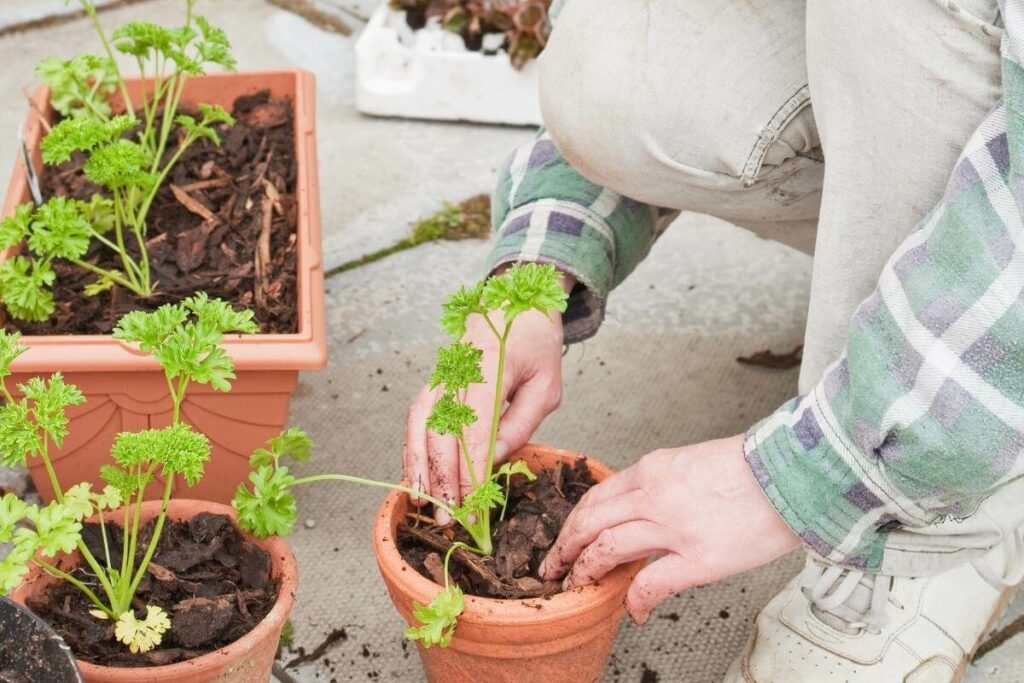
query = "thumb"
(624, 554, 697, 625)
(496, 379, 560, 456)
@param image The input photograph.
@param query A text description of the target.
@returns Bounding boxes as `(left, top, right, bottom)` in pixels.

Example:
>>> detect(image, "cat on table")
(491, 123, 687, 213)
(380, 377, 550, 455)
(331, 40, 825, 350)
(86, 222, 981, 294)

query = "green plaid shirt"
(487, 4, 1024, 571)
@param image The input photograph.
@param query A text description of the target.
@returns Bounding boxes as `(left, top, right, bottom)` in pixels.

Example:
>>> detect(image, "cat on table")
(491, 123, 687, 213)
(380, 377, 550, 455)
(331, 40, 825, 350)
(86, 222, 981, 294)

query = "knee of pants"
(539, 0, 820, 214)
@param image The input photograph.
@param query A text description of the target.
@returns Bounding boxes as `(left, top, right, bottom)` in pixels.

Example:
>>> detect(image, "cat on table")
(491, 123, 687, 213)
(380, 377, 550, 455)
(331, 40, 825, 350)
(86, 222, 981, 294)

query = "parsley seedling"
(0, 295, 258, 653)
(233, 263, 568, 646)
(2, 1, 236, 321)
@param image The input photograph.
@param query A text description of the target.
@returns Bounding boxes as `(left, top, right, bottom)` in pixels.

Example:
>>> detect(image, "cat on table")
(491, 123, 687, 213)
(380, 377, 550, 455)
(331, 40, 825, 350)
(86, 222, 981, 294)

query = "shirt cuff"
(485, 200, 617, 344)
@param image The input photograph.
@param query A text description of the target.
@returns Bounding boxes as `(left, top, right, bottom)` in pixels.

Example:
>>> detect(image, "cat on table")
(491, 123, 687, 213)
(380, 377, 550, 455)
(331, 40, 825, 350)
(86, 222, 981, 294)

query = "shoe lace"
(972, 524, 1024, 590)
(801, 562, 904, 636)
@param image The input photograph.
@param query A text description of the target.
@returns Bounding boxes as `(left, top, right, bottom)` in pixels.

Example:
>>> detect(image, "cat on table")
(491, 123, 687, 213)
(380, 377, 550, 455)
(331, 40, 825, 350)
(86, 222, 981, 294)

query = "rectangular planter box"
(355, 1, 542, 126)
(3, 69, 326, 504)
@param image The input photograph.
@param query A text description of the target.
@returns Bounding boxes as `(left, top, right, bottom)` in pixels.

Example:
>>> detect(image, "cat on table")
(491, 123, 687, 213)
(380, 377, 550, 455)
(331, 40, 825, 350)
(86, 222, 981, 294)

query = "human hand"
(539, 435, 800, 624)
(404, 270, 574, 524)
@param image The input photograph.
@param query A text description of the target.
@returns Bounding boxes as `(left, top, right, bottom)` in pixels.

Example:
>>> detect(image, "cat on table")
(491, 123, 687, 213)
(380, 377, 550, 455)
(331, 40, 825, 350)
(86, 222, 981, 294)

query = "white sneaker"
(723, 551, 1020, 682)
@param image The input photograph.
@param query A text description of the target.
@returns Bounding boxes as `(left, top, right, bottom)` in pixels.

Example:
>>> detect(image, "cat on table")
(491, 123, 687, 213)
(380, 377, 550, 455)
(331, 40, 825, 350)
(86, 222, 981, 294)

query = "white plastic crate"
(355, 2, 542, 126)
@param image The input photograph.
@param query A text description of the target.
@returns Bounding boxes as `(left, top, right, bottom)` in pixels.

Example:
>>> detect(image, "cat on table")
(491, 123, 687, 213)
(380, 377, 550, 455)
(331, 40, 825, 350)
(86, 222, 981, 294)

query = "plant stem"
(484, 323, 511, 482)
(78, 0, 134, 116)
(69, 258, 142, 293)
(98, 508, 113, 573)
(35, 560, 113, 618)
(126, 472, 173, 600)
(457, 432, 479, 489)
(290, 474, 456, 515)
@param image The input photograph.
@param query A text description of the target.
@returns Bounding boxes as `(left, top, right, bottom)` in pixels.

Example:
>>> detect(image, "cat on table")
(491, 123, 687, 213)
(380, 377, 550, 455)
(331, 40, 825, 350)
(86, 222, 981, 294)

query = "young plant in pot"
(3, 0, 326, 504)
(233, 263, 644, 681)
(390, 0, 552, 68)
(0, 295, 298, 680)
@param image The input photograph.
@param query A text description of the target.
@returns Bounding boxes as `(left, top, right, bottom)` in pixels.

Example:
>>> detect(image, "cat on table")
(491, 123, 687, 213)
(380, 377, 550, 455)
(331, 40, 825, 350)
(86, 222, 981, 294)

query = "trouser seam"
(740, 84, 812, 188)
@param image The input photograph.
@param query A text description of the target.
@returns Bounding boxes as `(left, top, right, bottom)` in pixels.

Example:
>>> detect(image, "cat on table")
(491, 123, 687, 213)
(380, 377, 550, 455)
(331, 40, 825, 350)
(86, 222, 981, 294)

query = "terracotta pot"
(2, 70, 326, 504)
(11, 499, 298, 683)
(373, 444, 644, 683)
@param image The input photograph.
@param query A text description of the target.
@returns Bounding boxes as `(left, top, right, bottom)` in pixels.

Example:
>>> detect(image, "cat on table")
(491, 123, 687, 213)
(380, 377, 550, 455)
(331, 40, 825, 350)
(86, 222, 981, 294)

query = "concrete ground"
(0, 1, 1021, 681)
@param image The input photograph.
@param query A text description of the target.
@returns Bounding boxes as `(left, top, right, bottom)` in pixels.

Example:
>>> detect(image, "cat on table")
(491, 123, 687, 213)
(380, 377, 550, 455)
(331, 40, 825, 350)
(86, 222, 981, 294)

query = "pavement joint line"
(0, 0, 156, 39)
(974, 613, 1024, 661)
(264, 0, 354, 36)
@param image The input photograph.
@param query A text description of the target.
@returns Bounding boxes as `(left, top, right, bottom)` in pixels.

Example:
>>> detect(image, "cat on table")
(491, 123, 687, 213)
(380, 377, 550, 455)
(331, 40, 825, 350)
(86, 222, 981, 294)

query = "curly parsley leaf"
(233, 464, 297, 538)
(22, 502, 82, 557)
(0, 204, 32, 250)
(41, 114, 136, 165)
(429, 342, 484, 392)
(404, 584, 464, 648)
(439, 282, 486, 339)
(426, 392, 477, 437)
(111, 423, 210, 486)
(36, 54, 117, 120)
(0, 256, 56, 322)
(495, 460, 537, 482)
(482, 262, 568, 326)
(115, 605, 171, 654)
(452, 480, 504, 523)
(20, 373, 86, 448)
(0, 493, 33, 544)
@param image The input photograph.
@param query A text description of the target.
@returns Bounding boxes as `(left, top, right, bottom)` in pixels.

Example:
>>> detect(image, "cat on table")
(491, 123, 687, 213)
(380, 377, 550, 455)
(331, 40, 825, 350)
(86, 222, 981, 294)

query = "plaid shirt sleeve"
(745, 20, 1024, 570)
(485, 130, 668, 343)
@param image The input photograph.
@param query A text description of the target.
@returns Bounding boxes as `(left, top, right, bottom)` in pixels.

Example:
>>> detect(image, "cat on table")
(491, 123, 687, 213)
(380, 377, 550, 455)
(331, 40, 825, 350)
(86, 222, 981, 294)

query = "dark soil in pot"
(397, 457, 595, 599)
(7, 90, 298, 336)
(0, 596, 82, 683)
(27, 512, 278, 668)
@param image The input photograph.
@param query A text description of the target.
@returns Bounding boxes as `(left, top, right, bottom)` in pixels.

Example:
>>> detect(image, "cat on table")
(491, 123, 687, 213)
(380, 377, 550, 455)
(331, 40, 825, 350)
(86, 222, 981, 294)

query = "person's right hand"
(404, 273, 572, 525)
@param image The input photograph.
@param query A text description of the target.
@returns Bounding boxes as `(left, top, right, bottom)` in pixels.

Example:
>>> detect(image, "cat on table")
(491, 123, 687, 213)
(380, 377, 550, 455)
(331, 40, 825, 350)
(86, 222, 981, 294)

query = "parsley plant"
(232, 263, 568, 647)
(0, 295, 257, 654)
(2, 0, 236, 321)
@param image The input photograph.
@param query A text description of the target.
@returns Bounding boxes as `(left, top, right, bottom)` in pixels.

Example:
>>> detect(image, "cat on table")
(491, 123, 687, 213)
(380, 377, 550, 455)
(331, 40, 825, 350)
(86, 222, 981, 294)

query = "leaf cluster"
(113, 294, 258, 392)
(0, 369, 85, 468)
(404, 584, 464, 648)
(114, 605, 171, 654)
(112, 12, 236, 75)
(0, 492, 87, 594)
(233, 428, 313, 538)
(111, 423, 211, 486)
(36, 54, 118, 119)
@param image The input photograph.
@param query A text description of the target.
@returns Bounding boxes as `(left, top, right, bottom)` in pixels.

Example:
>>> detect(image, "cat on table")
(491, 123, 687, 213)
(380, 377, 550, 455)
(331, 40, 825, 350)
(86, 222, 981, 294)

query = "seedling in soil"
(233, 262, 568, 646)
(1, 0, 236, 321)
(391, 0, 552, 69)
(0, 294, 257, 653)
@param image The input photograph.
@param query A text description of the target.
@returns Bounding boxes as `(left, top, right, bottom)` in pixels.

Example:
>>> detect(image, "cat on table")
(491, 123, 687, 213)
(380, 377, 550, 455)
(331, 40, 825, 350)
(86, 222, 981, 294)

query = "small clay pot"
(373, 444, 644, 683)
(0, 595, 84, 682)
(10, 500, 297, 683)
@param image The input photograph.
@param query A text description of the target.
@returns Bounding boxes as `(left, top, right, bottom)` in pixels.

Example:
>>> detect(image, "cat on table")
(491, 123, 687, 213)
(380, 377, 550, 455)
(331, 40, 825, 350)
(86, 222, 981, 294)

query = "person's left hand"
(539, 434, 801, 624)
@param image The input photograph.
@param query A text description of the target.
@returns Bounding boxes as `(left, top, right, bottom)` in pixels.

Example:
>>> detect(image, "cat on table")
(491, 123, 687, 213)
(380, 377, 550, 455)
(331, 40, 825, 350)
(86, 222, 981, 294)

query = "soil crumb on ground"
(28, 513, 278, 667)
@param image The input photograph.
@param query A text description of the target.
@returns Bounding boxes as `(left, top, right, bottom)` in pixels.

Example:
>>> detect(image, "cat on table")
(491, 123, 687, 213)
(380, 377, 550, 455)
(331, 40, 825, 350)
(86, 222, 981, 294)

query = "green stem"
(484, 324, 511, 482)
(126, 472, 173, 600)
(34, 560, 113, 618)
(120, 465, 148, 608)
(98, 508, 113, 573)
(69, 258, 142, 293)
(78, 0, 134, 116)
(456, 432, 479, 489)
(290, 474, 455, 515)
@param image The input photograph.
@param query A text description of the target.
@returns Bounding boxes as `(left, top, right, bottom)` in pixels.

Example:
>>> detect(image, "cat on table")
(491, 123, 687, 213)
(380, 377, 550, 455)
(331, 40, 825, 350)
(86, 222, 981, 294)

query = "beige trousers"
(538, 0, 1004, 396)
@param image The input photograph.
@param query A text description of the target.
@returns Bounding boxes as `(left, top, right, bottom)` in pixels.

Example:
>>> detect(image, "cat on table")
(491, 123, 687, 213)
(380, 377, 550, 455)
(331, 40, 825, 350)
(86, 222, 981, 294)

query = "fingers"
(426, 429, 460, 526)
(496, 378, 561, 457)
(539, 489, 649, 580)
(458, 380, 503, 500)
(625, 554, 697, 625)
(404, 386, 435, 506)
(563, 520, 665, 589)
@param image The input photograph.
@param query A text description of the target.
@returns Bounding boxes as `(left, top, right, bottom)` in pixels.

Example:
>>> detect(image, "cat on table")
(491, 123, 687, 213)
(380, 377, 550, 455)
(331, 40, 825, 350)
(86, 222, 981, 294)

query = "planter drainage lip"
(3, 69, 327, 374)
(0, 595, 85, 682)
(374, 444, 644, 627)
(12, 500, 298, 682)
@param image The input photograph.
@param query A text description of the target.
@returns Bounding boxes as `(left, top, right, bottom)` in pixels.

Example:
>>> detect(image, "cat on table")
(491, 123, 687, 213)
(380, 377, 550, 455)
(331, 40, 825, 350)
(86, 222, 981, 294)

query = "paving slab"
(0, 2, 1020, 681)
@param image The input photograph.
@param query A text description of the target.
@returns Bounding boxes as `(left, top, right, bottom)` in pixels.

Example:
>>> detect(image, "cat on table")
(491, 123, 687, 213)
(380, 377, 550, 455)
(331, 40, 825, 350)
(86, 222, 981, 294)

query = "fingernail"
(561, 577, 574, 591)
(630, 611, 649, 626)
(436, 508, 451, 526)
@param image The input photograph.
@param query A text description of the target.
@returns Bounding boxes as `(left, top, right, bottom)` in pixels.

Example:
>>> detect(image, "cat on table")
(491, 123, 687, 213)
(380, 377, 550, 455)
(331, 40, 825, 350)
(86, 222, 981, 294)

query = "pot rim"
(14, 499, 297, 678)
(3, 70, 326, 373)
(373, 444, 644, 627)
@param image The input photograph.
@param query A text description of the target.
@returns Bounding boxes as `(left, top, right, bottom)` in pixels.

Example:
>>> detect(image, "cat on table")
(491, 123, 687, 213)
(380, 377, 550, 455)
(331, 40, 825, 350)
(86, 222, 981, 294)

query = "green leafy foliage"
(249, 427, 313, 468)
(481, 262, 567, 326)
(0, 330, 27, 382)
(429, 342, 484, 392)
(41, 115, 136, 165)
(426, 392, 477, 437)
(0, 494, 32, 543)
(404, 584, 464, 648)
(36, 54, 118, 119)
(496, 460, 537, 482)
(233, 464, 297, 538)
(83, 140, 156, 191)
(452, 480, 504, 524)
(63, 483, 95, 522)
(114, 605, 171, 654)
(28, 197, 92, 260)
(0, 256, 55, 322)
(19, 373, 86, 448)
(175, 104, 235, 146)
(100, 464, 146, 501)
(439, 282, 486, 339)
(21, 502, 82, 558)
(111, 423, 210, 486)
(113, 295, 257, 393)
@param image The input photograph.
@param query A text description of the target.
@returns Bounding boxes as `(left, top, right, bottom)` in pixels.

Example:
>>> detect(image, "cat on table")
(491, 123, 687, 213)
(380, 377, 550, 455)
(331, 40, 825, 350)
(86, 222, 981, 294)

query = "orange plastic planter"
(11, 500, 298, 683)
(374, 445, 644, 683)
(2, 70, 326, 504)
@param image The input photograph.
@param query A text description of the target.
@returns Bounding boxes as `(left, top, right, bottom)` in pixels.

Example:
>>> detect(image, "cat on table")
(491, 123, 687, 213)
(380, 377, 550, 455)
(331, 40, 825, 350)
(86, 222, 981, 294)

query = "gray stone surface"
(0, 1, 1020, 680)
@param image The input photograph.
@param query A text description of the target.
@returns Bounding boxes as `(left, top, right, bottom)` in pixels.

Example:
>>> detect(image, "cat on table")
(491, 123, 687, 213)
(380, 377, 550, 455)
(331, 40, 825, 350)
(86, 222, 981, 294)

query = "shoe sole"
(954, 585, 1019, 682)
